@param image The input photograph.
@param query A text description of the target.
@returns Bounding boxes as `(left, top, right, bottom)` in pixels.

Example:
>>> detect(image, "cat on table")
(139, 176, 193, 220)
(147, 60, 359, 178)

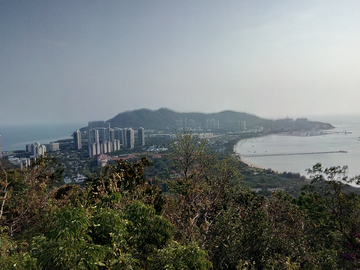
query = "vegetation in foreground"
(1, 132, 360, 269)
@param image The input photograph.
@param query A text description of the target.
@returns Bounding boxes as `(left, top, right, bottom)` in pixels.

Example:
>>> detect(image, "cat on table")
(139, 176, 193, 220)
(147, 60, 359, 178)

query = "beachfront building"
(25, 142, 46, 157)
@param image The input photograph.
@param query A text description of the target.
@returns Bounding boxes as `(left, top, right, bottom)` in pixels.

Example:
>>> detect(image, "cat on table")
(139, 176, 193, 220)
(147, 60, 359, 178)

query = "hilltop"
(105, 108, 333, 130)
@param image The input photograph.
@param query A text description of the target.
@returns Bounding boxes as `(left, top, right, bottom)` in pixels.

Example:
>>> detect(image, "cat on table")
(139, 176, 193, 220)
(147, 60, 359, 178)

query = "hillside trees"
(166, 132, 360, 269)
(2, 132, 360, 269)
(298, 163, 360, 269)
(166, 132, 243, 243)
(0, 156, 64, 238)
(0, 156, 212, 269)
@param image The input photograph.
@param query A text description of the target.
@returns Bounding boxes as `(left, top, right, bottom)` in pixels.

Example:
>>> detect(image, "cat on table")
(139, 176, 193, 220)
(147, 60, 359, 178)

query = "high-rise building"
(138, 127, 145, 146)
(88, 127, 122, 156)
(184, 118, 188, 127)
(113, 139, 121, 151)
(0, 135, 2, 158)
(48, 142, 60, 151)
(114, 128, 124, 147)
(240, 121, 246, 131)
(97, 128, 108, 143)
(88, 129, 100, 157)
(109, 128, 115, 142)
(89, 143, 100, 157)
(100, 141, 108, 154)
(126, 128, 134, 149)
(73, 130, 82, 150)
(205, 118, 216, 130)
(123, 128, 129, 148)
(25, 142, 46, 156)
(88, 129, 99, 144)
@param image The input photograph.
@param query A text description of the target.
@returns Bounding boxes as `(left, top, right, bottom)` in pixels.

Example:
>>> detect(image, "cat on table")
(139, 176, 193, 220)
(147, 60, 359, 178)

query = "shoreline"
(233, 137, 268, 170)
(240, 158, 267, 170)
(3, 135, 72, 152)
(233, 135, 287, 173)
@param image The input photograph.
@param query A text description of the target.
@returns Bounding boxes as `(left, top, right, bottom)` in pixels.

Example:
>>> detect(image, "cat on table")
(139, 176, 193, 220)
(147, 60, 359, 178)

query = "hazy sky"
(1, 0, 360, 125)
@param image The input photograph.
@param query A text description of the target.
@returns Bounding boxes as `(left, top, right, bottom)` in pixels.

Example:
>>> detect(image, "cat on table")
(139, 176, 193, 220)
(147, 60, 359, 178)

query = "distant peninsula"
(102, 108, 334, 131)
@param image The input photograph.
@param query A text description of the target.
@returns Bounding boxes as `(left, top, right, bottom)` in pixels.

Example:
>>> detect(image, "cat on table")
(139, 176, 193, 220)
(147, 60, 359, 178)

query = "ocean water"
(0, 123, 85, 151)
(236, 120, 360, 178)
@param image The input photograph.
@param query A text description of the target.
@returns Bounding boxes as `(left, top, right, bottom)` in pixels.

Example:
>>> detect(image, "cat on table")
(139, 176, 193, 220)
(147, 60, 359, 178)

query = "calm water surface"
(0, 123, 84, 151)
(236, 123, 360, 177)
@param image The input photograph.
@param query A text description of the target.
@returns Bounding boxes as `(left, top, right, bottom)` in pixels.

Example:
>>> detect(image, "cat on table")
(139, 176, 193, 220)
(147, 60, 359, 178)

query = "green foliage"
(149, 241, 212, 269)
(170, 130, 209, 180)
(0, 226, 37, 269)
(297, 163, 360, 268)
(0, 156, 63, 239)
(3, 134, 360, 270)
(31, 206, 105, 270)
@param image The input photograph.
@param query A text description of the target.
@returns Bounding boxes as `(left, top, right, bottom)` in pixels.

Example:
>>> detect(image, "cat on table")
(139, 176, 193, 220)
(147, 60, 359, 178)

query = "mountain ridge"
(104, 108, 333, 130)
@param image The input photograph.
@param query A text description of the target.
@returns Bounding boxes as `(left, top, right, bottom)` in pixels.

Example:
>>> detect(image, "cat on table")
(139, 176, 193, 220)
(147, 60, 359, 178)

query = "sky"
(1, 0, 360, 125)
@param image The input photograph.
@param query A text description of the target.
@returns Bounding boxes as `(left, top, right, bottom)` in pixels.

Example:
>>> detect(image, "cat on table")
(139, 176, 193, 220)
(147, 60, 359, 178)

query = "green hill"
(106, 108, 274, 130)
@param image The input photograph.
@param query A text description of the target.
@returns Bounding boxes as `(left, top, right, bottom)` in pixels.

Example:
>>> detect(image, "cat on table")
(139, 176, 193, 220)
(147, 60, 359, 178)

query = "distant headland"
(82, 108, 334, 131)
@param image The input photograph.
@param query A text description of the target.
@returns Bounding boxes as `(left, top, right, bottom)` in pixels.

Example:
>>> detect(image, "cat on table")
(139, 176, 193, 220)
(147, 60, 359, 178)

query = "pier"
(241, 150, 347, 158)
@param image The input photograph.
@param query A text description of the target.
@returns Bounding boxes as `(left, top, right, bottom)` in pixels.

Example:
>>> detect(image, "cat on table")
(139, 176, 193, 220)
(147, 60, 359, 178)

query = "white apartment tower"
(138, 127, 145, 146)
(74, 130, 82, 150)
(123, 128, 129, 148)
(88, 129, 100, 157)
(25, 142, 46, 157)
(89, 129, 100, 144)
(126, 128, 135, 149)
(240, 121, 246, 131)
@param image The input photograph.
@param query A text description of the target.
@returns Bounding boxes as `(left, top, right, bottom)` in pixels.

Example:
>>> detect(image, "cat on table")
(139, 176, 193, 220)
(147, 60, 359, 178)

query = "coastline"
(232, 125, 360, 177)
(233, 137, 268, 170)
(240, 158, 267, 170)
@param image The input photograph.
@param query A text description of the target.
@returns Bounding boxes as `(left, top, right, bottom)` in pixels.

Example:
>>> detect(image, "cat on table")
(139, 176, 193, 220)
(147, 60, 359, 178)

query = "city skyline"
(1, 1, 360, 125)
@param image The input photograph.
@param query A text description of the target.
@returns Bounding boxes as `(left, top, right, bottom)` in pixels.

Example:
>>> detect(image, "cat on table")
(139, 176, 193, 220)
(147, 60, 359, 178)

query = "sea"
(235, 115, 360, 178)
(0, 123, 85, 152)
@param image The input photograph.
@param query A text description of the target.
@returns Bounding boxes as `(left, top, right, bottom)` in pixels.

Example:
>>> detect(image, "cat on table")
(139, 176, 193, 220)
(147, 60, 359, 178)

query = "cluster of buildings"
(271, 118, 310, 131)
(26, 142, 47, 156)
(8, 156, 31, 170)
(74, 121, 146, 158)
(24, 141, 59, 156)
(7, 141, 57, 169)
(175, 118, 247, 132)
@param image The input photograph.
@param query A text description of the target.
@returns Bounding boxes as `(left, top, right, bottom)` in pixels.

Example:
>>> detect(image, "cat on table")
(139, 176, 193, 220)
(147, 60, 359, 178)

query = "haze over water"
(0, 123, 83, 152)
(236, 117, 360, 178)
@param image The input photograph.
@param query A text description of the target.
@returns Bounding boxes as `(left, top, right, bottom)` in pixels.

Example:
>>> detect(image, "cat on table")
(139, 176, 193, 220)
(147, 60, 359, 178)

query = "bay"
(235, 122, 360, 178)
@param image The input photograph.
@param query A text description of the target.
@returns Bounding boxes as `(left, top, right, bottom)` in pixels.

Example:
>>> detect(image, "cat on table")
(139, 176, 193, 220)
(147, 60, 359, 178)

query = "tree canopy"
(1, 134, 360, 269)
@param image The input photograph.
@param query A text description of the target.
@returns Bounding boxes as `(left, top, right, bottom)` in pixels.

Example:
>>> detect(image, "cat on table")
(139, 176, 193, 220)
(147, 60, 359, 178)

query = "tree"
(0, 156, 63, 238)
(167, 131, 243, 244)
(298, 163, 360, 269)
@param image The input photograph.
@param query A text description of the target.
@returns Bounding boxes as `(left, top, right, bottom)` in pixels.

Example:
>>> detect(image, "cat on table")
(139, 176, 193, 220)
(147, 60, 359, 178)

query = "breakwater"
(240, 150, 347, 158)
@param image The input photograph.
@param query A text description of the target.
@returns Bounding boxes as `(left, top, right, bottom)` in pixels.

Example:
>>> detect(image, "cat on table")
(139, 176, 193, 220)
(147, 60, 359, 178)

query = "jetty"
(241, 150, 347, 158)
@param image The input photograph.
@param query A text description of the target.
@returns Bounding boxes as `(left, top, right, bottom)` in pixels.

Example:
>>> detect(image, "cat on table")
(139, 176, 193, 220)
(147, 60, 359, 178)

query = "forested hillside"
(105, 108, 333, 130)
(1, 133, 359, 269)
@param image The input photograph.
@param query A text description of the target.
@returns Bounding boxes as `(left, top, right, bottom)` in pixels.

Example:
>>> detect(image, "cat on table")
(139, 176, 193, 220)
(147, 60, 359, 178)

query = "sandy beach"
(240, 158, 267, 170)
